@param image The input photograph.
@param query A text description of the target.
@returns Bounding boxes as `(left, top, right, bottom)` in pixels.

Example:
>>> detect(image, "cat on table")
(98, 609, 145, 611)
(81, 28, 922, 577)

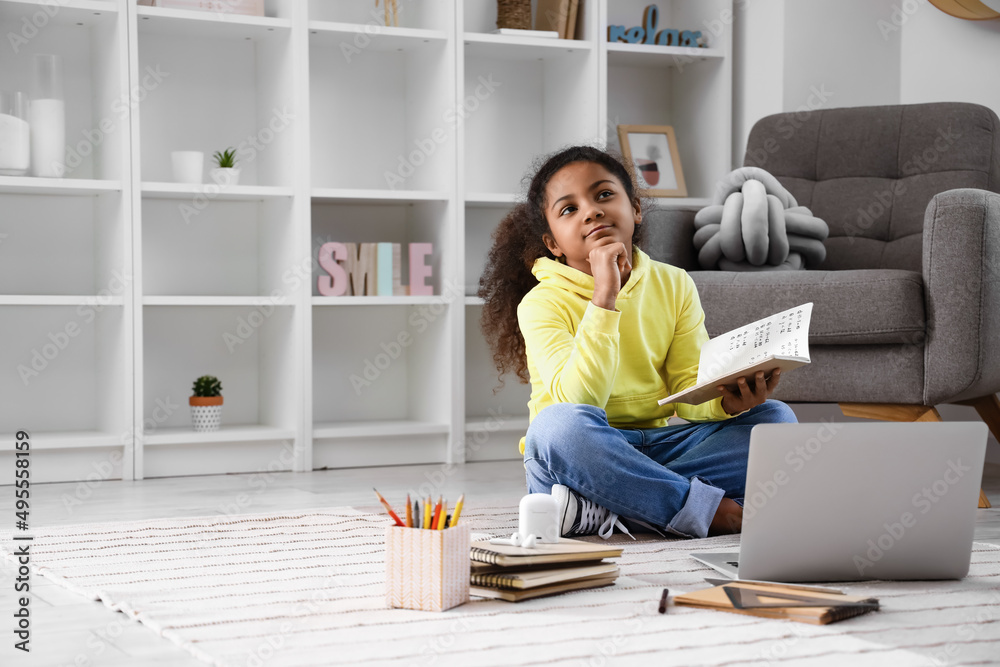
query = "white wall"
(732, 0, 785, 170)
(732, 0, 1000, 464)
(899, 2, 1000, 110)
(733, 0, 900, 166)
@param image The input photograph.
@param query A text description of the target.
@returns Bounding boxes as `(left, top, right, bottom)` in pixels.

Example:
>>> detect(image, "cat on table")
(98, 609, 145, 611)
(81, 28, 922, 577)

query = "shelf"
(144, 296, 293, 307)
(2, 430, 122, 451)
(465, 192, 519, 207)
(0, 177, 121, 196)
(308, 21, 448, 50)
(143, 424, 295, 447)
(0, 0, 117, 25)
(313, 420, 450, 440)
(136, 5, 292, 40)
(464, 32, 592, 60)
(465, 415, 529, 434)
(605, 43, 725, 69)
(311, 188, 450, 204)
(0, 295, 123, 306)
(313, 296, 443, 306)
(142, 182, 294, 201)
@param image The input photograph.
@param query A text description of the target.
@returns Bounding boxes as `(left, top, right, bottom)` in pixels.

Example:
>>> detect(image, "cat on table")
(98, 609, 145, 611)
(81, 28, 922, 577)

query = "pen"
(405, 493, 412, 528)
(373, 488, 405, 527)
(449, 493, 464, 527)
(659, 588, 669, 614)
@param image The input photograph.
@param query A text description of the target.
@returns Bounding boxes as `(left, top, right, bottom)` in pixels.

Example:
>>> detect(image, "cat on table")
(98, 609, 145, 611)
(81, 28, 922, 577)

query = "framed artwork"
(617, 124, 687, 197)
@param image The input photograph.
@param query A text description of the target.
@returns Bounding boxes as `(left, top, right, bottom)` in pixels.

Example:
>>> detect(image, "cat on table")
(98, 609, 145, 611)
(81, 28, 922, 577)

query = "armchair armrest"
(643, 205, 700, 271)
(922, 188, 1000, 405)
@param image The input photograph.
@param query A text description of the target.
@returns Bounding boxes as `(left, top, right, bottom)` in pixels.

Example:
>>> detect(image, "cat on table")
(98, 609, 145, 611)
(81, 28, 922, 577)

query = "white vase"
(191, 404, 222, 432)
(0, 91, 30, 176)
(210, 167, 240, 187)
(172, 151, 204, 184)
(30, 55, 66, 178)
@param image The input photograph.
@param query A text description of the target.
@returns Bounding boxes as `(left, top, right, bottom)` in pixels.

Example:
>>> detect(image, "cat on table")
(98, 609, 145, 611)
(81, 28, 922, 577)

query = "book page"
(696, 303, 813, 385)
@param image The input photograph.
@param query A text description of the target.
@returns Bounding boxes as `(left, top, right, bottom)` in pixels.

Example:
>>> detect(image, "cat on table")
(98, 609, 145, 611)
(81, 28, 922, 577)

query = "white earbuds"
(490, 532, 538, 548)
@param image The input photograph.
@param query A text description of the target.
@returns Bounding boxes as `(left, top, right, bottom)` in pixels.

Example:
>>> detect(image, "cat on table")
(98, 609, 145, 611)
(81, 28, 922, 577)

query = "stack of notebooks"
(469, 537, 623, 602)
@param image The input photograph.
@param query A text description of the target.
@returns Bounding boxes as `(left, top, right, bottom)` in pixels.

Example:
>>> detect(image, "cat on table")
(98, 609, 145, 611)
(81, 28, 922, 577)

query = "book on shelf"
(565, 0, 580, 40)
(658, 302, 813, 407)
(471, 573, 618, 602)
(470, 537, 623, 567)
(535, 0, 571, 39)
(492, 28, 560, 39)
(673, 581, 879, 625)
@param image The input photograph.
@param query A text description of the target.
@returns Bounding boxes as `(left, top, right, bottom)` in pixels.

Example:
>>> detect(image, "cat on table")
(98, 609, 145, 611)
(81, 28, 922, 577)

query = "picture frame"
(617, 124, 687, 197)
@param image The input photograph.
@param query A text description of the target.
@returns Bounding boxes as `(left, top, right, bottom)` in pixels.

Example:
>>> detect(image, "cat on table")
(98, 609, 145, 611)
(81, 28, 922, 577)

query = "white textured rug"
(2, 505, 1000, 667)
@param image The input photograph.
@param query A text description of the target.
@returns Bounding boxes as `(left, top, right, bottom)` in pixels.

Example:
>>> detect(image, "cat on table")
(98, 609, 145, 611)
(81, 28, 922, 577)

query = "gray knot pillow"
(692, 167, 829, 271)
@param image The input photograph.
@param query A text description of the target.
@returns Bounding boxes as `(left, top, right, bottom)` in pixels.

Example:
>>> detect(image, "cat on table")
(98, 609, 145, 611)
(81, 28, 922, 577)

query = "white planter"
(191, 404, 222, 432)
(210, 167, 240, 187)
(171, 150, 204, 184)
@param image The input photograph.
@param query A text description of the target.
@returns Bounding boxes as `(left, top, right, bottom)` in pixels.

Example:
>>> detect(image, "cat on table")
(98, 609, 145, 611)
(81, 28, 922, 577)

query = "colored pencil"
(448, 493, 465, 527)
(373, 488, 405, 527)
(423, 495, 432, 529)
(405, 493, 412, 528)
(431, 495, 442, 529)
(435, 499, 448, 530)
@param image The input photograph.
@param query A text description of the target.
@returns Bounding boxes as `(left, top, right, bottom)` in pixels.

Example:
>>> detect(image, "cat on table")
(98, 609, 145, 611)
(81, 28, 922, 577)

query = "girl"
(478, 145, 797, 540)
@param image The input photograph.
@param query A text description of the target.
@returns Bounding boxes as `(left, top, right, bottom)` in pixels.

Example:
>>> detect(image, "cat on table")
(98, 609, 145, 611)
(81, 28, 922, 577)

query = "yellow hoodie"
(516, 247, 735, 455)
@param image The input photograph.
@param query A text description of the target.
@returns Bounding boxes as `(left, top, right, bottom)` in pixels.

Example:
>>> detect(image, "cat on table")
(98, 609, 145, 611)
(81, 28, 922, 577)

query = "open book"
(658, 303, 813, 407)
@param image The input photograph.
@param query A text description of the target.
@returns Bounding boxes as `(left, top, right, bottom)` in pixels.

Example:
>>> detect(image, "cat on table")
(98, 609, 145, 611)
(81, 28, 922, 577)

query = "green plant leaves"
(192, 374, 223, 397)
(212, 147, 237, 169)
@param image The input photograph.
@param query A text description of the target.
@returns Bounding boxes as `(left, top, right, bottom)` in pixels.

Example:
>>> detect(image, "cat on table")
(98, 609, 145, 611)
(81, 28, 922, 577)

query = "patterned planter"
(189, 395, 223, 432)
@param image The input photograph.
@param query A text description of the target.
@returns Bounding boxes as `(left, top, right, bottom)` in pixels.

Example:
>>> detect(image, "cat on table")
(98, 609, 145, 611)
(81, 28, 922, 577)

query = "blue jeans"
(523, 399, 798, 538)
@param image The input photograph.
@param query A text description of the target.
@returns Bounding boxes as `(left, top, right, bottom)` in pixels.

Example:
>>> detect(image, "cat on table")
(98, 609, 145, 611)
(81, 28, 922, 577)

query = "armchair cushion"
(690, 269, 925, 346)
(744, 103, 1000, 273)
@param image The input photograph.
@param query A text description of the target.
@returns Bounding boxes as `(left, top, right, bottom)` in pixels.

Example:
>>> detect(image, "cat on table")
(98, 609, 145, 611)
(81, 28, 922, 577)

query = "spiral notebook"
(471, 574, 618, 602)
(470, 537, 623, 567)
(471, 562, 619, 590)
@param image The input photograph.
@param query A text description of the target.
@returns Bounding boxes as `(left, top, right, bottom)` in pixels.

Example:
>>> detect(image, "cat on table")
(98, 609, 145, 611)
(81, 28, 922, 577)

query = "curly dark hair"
(477, 145, 647, 387)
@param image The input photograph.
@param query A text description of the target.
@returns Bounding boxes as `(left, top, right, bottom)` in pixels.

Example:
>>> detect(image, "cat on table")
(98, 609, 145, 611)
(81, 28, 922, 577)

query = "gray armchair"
(645, 102, 1000, 508)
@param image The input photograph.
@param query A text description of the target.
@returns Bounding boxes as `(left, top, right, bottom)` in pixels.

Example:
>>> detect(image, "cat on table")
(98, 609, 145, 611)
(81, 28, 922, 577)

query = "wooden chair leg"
(953, 394, 1000, 509)
(838, 402, 991, 509)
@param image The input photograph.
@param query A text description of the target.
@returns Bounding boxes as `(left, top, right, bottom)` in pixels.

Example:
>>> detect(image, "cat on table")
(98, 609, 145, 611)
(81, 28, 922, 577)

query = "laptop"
(691, 421, 988, 582)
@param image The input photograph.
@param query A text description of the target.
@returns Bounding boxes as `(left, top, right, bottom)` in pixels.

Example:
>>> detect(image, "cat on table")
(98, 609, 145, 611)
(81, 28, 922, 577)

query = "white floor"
(1, 460, 998, 666)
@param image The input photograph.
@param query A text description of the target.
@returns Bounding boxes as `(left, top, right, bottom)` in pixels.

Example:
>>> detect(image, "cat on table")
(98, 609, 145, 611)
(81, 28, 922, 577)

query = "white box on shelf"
(138, 0, 265, 17)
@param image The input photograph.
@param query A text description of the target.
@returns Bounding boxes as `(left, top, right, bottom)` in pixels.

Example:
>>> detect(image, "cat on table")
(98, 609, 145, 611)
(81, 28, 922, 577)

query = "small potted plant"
(210, 147, 240, 187)
(190, 375, 223, 432)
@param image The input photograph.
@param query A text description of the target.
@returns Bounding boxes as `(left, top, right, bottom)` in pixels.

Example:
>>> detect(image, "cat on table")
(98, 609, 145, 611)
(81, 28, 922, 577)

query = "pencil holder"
(385, 524, 471, 612)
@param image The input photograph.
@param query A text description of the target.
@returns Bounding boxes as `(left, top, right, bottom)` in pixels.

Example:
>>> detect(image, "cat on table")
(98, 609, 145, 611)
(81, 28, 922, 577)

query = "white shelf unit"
(129, 0, 303, 478)
(2, 0, 730, 480)
(601, 0, 733, 204)
(0, 0, 132, 482)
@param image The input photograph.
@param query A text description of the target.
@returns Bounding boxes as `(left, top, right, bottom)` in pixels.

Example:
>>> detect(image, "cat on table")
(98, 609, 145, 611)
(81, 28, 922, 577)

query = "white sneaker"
(550, 484, 636, 540)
